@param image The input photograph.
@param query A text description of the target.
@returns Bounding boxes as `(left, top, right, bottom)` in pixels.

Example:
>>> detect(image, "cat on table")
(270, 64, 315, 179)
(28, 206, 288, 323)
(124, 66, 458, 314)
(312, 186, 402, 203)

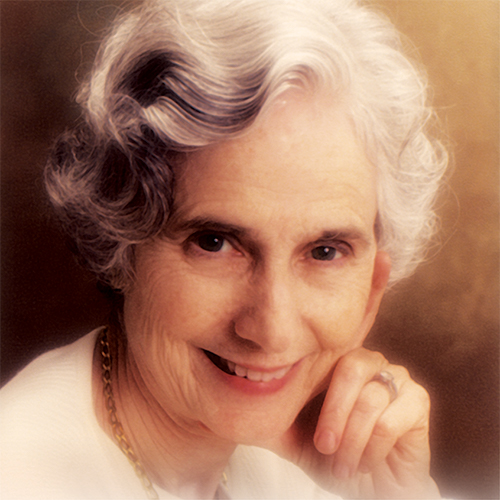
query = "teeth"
(234, 364, 248, 377)
(224, 357, 291, 382)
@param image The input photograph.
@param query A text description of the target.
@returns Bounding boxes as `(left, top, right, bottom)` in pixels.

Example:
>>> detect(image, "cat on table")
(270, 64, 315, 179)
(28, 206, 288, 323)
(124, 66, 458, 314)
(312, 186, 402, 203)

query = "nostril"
(232, 314, 293, 354)
(230, 322, 262, 352)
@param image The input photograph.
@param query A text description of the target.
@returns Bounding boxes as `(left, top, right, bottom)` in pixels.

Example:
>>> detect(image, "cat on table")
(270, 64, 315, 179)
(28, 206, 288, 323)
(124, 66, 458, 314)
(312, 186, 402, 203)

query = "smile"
(203, 350, 292, 382)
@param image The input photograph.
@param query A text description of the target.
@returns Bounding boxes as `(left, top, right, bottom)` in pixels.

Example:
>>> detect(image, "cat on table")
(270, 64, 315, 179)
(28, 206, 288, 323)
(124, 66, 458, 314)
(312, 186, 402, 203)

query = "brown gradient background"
(1, 1, 498, 498)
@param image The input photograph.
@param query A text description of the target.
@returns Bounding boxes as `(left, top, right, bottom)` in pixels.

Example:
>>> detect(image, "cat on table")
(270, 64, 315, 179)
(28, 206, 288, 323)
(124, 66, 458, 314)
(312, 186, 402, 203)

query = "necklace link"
(100, 328, 159, 500)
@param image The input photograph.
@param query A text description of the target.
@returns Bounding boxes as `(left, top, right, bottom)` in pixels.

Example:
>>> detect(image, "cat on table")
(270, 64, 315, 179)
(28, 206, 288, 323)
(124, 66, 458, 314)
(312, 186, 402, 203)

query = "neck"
(92, 329, 236, 499)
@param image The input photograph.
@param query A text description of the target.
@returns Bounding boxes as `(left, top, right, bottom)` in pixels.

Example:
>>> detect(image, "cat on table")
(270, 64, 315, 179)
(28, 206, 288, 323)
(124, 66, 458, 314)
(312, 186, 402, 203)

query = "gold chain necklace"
(100, 328, 160, 499)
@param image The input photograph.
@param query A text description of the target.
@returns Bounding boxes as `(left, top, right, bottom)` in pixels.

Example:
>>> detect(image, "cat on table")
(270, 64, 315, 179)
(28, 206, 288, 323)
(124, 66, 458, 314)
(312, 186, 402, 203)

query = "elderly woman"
(0, 0, 448, 498)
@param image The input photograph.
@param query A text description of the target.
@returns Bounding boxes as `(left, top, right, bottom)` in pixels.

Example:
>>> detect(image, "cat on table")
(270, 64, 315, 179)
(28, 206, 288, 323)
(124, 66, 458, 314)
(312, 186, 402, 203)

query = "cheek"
(306, 275, 373, 350)
(124, 263, 239, 348)
(301, 285, 372, 397)
(123, 271, 230, 413)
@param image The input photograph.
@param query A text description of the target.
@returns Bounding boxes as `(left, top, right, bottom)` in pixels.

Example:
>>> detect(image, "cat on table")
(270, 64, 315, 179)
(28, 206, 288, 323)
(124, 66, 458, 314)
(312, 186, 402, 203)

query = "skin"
(93, 89, 440, 499)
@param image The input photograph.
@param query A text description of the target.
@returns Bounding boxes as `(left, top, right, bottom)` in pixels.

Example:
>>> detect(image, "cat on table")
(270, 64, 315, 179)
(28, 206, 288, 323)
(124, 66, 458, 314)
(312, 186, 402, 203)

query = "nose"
(233, 264, 303, 354)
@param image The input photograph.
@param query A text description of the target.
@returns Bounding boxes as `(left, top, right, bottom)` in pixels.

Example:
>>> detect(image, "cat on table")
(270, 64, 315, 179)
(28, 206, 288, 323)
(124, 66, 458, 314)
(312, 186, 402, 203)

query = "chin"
(204, 398, 306, 447)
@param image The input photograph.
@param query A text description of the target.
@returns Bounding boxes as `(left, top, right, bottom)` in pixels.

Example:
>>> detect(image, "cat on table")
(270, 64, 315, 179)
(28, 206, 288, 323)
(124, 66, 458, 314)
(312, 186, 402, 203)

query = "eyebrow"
(166, 216, 248, 239)
(311, 229, 371, 245)
(166, 215, 372, 247)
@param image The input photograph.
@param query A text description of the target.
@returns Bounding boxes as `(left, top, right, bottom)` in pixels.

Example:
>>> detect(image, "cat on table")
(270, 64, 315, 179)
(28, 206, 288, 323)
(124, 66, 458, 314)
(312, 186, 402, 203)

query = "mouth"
(203, 350, 292, 383)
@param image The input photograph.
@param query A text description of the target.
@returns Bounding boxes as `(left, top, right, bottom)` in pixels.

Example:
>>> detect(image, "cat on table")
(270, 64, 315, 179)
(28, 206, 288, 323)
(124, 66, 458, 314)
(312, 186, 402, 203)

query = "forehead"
(174, 90, 377, 238)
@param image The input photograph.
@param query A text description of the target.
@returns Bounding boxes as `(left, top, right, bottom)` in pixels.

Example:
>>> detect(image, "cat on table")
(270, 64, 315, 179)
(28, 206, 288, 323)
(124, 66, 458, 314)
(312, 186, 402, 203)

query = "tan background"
(1, 1, 498, 498)
(366, 2, 499, 498)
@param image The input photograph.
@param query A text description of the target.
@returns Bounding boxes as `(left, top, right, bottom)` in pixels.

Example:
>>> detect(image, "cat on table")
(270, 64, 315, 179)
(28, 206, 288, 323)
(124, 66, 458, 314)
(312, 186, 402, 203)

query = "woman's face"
(124, 91, 390, 445)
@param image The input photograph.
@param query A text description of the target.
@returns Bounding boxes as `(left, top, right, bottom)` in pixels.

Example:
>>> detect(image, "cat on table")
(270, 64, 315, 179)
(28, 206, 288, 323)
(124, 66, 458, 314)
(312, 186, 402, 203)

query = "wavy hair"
(45, 0, 447, 290)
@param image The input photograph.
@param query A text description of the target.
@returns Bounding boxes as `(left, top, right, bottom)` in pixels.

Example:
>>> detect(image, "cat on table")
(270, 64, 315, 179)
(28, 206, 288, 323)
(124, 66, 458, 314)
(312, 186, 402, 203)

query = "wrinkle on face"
(122, 88, 383, 444)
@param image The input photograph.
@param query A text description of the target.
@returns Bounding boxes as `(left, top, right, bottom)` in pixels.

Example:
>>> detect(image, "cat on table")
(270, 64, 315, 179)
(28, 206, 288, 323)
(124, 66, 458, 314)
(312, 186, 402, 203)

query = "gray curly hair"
(45, 0, 447, 291)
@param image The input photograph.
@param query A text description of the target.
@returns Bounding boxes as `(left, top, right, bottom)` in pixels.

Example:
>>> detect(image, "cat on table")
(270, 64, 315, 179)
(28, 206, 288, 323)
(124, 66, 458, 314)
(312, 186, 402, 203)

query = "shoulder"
(227, 445, 342, 499)
(0, 329, 130, 499)
(0, 329, 99, 422)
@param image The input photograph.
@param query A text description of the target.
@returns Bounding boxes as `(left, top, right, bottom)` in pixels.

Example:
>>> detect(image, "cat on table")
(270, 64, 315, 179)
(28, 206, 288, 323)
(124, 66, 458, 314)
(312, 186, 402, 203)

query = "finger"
(331, 380, 393, 478)
(314, 348, 389, 455)
(358, 378, 431, 473)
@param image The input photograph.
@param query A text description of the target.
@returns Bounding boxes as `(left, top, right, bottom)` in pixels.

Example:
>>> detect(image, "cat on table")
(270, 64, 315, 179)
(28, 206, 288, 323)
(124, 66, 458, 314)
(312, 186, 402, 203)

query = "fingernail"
(333, 463, 351, 480)
(314, 429, 336, 455)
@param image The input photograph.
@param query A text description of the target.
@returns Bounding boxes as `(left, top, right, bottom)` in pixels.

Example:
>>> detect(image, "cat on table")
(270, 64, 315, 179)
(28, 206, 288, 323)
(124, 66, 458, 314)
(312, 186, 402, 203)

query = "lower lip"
(202, 352, 301, 396)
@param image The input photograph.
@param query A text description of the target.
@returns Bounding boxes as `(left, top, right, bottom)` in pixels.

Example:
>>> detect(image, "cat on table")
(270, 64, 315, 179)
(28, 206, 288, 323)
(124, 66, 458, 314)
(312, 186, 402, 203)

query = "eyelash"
(185, 231, 238, 256)
(307, 238, 352, 261)
(185, 231, 352, 263)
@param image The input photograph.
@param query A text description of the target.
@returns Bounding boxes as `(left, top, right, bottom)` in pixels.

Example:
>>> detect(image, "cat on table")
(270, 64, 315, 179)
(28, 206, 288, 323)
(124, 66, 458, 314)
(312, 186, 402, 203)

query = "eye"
(311, 245, 341, 261)
(196, 233, 227, 252)
(184, 229, 243, 258)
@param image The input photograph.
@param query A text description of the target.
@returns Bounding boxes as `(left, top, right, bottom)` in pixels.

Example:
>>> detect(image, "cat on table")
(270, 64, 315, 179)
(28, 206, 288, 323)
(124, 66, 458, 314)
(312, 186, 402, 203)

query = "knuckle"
(355, 387, 386, 414)
(337, 349, 388, 381)
(415, 384, 431, 411)
(372, 350, 388, 365)
(391, 364, 410, 379)
(361, 348, 388, 367)
(372, 417, 395, 440)
(402, 376, 430, 405)
(323, 402, 344, 422)
(336, 355, 367, 381)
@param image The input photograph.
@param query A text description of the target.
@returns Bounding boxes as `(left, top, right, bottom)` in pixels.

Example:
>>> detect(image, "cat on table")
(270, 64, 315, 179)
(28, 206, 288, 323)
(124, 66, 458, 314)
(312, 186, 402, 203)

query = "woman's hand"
(264, 348, 441, 499)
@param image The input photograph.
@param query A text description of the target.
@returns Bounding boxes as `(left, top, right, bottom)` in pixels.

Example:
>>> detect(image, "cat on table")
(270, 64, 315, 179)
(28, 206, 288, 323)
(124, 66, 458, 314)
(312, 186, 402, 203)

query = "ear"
(356, 251, 391, 343)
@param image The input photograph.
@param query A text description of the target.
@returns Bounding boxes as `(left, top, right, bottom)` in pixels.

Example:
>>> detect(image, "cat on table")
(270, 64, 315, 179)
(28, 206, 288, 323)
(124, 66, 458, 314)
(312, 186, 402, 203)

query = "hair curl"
(45, 0, 447, 290)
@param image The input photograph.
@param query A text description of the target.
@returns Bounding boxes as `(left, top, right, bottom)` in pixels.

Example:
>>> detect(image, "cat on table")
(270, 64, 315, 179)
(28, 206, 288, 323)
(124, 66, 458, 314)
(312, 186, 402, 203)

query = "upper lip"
(203, 349, 296, 372)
